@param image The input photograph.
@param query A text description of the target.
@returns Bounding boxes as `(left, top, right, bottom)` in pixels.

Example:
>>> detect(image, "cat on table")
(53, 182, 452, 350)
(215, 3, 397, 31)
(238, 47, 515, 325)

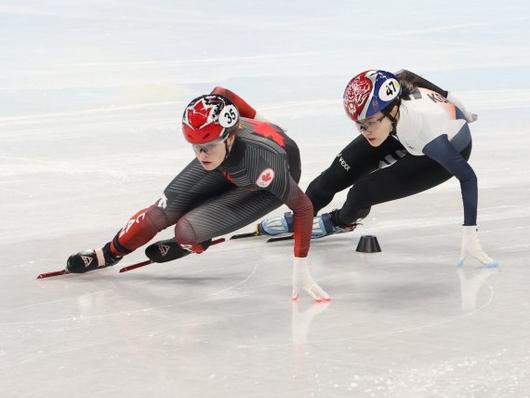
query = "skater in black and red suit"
(66, 88, 330, 301)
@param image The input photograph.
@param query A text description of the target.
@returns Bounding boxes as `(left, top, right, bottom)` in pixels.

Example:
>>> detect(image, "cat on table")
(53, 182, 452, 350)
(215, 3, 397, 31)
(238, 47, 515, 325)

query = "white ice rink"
(2, 1, 530, 397)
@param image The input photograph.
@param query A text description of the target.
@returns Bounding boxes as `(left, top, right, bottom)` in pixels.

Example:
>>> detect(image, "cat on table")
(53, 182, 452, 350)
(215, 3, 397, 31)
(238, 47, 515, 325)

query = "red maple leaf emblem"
(261, 172, 272, 182)
(187, 100, 210, 128)
(245, 119, 286, 147)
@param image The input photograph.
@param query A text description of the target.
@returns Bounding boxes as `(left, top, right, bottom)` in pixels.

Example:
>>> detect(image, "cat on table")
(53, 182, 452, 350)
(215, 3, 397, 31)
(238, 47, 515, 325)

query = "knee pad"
(174, 216, 198, 245)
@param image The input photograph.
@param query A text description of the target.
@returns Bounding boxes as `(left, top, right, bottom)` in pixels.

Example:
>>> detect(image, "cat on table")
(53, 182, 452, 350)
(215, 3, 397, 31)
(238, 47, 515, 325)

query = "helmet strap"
(384, 99, 401, 135)
(223, 132, 236, 161)
(224, 140, 230, 161)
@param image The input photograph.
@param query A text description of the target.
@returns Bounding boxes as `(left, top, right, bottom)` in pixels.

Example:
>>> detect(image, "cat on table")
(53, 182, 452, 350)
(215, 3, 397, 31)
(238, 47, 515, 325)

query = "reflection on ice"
(457, 266, 499, 312)
(2, 0, 530, 396)
(291, 301, 331, 345)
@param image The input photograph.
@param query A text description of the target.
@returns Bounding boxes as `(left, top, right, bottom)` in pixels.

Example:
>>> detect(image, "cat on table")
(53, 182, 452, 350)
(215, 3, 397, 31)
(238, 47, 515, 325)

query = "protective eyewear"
(192, 137, 227, 153)
(355, 115, 385, 132)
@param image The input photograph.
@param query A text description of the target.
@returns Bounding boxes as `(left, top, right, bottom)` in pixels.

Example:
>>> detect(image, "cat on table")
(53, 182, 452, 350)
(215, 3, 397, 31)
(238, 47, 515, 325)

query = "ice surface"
(1, 1, 530, 397)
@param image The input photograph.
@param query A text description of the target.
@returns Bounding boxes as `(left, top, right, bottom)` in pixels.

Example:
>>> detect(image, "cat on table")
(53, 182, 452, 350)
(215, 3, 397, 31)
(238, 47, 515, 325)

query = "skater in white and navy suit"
(260, 69, 497, 267)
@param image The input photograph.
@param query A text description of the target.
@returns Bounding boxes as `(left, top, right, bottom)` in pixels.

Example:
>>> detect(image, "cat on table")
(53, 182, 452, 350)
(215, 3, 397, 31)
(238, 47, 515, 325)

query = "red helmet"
(182, 94, 240, 144)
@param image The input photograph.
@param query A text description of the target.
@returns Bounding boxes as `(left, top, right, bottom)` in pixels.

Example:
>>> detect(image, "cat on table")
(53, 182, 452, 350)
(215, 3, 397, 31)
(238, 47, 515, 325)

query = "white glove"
(447, 92, 478, 123)
(457, 226, 498, 267)
(291, 257, 331, 302)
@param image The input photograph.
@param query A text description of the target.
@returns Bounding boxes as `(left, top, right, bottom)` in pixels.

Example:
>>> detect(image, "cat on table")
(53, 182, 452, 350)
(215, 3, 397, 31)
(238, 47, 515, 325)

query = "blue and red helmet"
(182, 94, 240, 144)
(343, 70, 401, 121)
